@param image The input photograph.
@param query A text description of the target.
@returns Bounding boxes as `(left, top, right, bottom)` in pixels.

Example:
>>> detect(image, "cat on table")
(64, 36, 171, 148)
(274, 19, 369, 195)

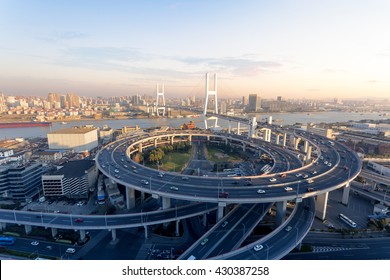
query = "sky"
(0, 0, 389, 100)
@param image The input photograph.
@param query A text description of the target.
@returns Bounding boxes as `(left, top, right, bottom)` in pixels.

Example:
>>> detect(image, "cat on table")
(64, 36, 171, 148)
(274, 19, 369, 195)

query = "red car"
(75, 218, 84, 223)
(219, 192, 229, 198)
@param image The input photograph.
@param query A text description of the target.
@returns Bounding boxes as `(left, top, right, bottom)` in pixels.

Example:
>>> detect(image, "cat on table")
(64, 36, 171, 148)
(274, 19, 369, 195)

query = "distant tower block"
(203, 73, 218, 129)
(156, 83, 165, 117)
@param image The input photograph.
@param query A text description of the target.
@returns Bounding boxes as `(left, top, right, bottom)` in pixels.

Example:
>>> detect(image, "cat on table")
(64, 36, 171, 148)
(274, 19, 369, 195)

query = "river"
(0, 111, 388, 139)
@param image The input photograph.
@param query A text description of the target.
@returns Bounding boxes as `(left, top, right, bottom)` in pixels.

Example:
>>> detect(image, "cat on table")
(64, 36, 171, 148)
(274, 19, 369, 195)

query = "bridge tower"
(156, 83, 165, 117)
(203, 73, 218, 129)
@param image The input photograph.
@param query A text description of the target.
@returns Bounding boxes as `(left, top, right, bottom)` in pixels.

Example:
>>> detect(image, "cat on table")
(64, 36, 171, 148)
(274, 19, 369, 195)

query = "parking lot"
(22, 198, 97, 215)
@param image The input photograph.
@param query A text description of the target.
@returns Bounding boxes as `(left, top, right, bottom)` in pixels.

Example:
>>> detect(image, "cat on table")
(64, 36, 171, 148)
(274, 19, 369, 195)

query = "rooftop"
(48, 127, 97, 135)
(50, 160, 95, 177)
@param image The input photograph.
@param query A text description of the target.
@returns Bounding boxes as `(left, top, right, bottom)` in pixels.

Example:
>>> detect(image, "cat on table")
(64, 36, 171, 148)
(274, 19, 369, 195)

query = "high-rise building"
(66, 93, 80, 108)
(220, 101, 227, 114)
(248, 94, 262, 112)
(0, 163, 43, 201)
(242, 96, 248, 106)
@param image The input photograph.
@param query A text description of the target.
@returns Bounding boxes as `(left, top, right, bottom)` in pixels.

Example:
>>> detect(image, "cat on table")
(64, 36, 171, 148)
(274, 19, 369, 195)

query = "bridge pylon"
(203, 73, 218, 129)
(156, 83, 165, 117)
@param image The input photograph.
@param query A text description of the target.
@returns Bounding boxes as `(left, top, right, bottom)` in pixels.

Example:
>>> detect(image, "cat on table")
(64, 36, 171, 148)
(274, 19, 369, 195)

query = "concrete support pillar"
(144, 225, 148, 239)
(342, 182, 351, 206)
(304, 141, 309, 153)
(217, 204, 225, 222)
(189, 135, 192, 142)
(242, 143, 246, 152)
(111, 228, 117, 241)
(225, 138, 228, 145)
(80, 229, 86, 241)
(306, 146, 312, 164)
(315, 192, 329, 221)
(202, 213, 207, 227)
(289, 135, 295, 148)
(126, 187, 136, 209)
(170, 136, 174, 145)
(276, 201, 287, 225)
(138, 143, 143, 153)
(51, 228, 58, 238)
(175, 220, 180, 237)
(154, 138, 158, 148)
(24, 224, 32, 235)
(294, 137, 301, 150)
(228, 120, 232, 134)
(276, 134, 280, 145)
(237, 122, 241, 135)
(283, 133, 287, 147)
(162, 197, 171, 209)
(141, 191, 145, 203)
(0, 222, 6, 230)
(207, 136, 210, 141)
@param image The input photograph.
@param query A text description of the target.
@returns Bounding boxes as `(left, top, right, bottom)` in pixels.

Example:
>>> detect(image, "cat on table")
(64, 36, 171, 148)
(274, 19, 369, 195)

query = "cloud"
(176, 56, 282, 76)
(35, 31, 89, 42)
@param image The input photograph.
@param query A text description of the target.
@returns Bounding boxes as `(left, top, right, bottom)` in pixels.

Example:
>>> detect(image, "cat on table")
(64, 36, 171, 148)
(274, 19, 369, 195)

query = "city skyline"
(0, 1, 389, 99)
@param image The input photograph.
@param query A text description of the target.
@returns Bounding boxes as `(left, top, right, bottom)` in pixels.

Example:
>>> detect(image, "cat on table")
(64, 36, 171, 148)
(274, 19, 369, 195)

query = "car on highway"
(307, 179, 314, 184)
(46, 245, 53, 250)
(253, 244, 263, 251)
(222, 221, 228, 228)
(219, 192, 229, 198)
(269, 178, 277, 182)
(31, 241, 39, 246)
(284, 187, 293, 192)
(170, 186, 179, 191)
(75, 218, 84, 223)
(158, 172, 164, 177)
(311, 170, 317, 175)
(200, 238, 208, 245)
(182, 176, 189, 181)
(133, 169, 139, 173)
(285, 226, 292, 232)
(303, 174, 309, 179)
(328, 163, 332, 167)
(140, 180, 149, 185)
(65, 248, 76, 254)
(295, 173, 302, 178)
(76, 201, 85, 206)
(257, 189, 266, 194)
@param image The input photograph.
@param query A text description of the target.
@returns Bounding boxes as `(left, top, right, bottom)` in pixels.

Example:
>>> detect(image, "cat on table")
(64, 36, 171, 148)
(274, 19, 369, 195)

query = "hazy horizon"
(1, 1, 389, 99)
